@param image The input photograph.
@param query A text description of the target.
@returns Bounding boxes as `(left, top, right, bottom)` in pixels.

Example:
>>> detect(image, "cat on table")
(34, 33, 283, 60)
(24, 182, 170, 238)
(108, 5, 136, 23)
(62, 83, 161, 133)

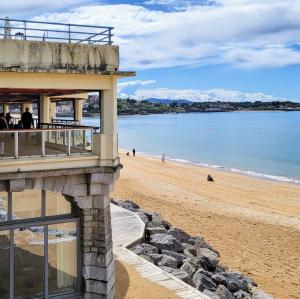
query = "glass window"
(46, 192, 71, 216)
(0, 230, 9, 299)
(13, 190, 41, 219)
(0, 192, 8, 222)
(48, 222, 77, 296)
(14, 226, 44, 299)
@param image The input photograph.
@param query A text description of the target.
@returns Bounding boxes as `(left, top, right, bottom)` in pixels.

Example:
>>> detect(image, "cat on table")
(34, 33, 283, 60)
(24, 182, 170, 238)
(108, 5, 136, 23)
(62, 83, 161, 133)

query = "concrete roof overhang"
(0, 88, 87, 104)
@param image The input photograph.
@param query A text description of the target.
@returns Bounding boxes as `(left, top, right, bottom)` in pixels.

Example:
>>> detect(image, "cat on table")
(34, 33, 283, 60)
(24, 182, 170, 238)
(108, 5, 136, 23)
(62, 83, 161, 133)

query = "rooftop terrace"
(0, 17, 113, 45)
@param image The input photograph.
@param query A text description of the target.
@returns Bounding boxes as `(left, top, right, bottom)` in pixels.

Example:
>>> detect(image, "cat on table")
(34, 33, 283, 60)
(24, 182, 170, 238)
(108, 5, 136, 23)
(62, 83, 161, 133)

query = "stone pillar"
(21, 102, 32, 113)
(71, 172, 117, 299)
(39, 95, 50, 123)
(50, 101, 56, 122)
(3, 104, 9, 114)
(75, 99, 83, 125)
(94, 78, 118, 162)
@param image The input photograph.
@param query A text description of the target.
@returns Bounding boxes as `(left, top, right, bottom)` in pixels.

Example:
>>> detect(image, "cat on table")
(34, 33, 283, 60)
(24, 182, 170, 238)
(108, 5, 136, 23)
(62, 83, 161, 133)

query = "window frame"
(0, 190, 81, 299)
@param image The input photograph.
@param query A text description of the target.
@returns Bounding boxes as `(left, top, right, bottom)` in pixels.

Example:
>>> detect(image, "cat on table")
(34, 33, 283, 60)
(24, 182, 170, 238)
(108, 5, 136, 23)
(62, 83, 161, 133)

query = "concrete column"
(50, 101, 56, 122)
(94, 78, 118, 162)
(75, 99, 83, 124)
(39, 95, 50, 123)
(21, 102, 33, 113)
(3, 104, 9, 114)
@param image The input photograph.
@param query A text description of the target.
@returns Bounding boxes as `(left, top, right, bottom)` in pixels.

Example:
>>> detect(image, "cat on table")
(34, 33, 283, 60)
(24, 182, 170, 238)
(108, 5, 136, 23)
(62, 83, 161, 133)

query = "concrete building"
(0, 18, 134, 299)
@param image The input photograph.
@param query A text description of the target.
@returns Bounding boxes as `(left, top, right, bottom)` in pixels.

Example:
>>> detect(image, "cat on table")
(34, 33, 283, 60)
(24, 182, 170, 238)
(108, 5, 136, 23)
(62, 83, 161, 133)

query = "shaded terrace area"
(0, 88, 98, 159)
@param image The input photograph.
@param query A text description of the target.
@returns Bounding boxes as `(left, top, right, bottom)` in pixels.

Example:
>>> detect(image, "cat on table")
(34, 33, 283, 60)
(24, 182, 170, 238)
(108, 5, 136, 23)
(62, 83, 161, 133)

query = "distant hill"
(81, 95, 300, 116)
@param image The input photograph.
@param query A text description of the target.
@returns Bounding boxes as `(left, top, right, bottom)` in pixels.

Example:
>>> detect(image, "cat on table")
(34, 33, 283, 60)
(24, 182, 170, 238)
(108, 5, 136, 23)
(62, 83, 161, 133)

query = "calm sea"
(84, 111, 300, 183)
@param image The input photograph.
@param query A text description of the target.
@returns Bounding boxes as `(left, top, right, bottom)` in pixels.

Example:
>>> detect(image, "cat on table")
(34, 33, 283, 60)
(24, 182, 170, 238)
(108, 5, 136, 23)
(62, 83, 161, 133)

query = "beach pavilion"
(0, 18, 134, 299)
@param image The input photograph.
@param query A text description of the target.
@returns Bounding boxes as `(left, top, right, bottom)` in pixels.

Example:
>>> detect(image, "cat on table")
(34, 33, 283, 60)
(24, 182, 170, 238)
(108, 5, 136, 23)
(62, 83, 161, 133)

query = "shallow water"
(84, 111, 300, 183)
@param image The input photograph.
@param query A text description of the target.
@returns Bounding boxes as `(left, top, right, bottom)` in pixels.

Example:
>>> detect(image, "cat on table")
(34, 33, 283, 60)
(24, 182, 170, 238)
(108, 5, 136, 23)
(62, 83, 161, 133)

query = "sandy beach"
(112, 151, 300, 299)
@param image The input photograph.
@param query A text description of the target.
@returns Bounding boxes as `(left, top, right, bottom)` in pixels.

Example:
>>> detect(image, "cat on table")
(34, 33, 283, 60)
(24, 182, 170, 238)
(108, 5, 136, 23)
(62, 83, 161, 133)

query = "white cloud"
(0, 0, 85, 16)
(118, 80, 156, 93)
(33, 1, 300, 70)
(122, 87, 287, 102)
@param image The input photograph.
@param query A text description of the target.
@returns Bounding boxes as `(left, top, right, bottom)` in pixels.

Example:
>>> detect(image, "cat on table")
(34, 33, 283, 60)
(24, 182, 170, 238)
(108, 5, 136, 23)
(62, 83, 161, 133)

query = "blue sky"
(2, 0, 300, 102)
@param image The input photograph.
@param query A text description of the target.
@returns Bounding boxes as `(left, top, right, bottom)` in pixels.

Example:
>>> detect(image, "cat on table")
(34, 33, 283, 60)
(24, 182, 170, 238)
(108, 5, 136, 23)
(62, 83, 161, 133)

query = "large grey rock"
(161, 250, 186, 265)
(234, 290, 252, 299)
(135, 210, 149, 224)
(227, 280, 248, 292)
(138, 209, 160, 220)
(212, 272, 248, 292)
(148, 254, 177, 268)
(193, 267, 213, 278)
(150, 233, 183, 253)
(215, 285, 234, 299)
(131, 243, 158, 255)
(183, 243, 197, 258)
(192, 270, 217, 292)
(180, 261, 196, 276)
(203, 289, 220, 299)
(117, 200, 140, 212)
(160, 266, 195, 287)
(251, 290, 273, 299)
(190, 236, 220, 256)
(146, 226, 167, 235)
(168, 227, 191, 243)
(159, 255, 178, 268)
(150, 215, 171, 230)
(193, 248, 219, 271)
(212, 273, 228, 286)
(148, 253, 163, 265)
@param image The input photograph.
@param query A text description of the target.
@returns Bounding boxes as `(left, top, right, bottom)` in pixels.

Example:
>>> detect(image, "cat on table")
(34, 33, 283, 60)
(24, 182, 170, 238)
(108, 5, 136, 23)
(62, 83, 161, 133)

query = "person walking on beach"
(21, 108, 34, 129)
(133, 148, 136, 157)
(162, 153, 166, 163)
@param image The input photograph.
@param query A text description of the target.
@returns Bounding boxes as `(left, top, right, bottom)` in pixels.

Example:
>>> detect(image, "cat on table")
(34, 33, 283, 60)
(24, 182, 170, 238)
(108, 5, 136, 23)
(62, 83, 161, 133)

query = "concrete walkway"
(111, 204, 209, 299)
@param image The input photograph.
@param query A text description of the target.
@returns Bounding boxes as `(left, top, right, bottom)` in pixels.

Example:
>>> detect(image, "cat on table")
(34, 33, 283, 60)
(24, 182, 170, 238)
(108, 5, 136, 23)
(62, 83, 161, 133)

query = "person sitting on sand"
(207, 174, 214, 182)
(126, 152, 130, 156)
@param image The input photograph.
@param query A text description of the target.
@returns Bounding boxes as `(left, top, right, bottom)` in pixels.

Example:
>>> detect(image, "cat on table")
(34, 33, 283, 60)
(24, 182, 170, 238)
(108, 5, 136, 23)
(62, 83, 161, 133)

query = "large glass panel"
(48, 222, 77, 296)
(0, 230, 9, 299)
(13, 190, 41, 219)
(14, 226, 44, 298)
(46, 192, 71, 216)
(0, 192, 8, 222)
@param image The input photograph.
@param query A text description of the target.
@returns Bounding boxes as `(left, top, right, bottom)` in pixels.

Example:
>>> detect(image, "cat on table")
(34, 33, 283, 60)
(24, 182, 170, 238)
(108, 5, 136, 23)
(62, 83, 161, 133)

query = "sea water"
(84, 111, 300, 183)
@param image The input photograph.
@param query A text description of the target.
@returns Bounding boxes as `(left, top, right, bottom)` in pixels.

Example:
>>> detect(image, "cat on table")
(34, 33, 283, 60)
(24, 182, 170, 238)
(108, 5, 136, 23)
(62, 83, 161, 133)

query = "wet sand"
(112, 152, 300, 299)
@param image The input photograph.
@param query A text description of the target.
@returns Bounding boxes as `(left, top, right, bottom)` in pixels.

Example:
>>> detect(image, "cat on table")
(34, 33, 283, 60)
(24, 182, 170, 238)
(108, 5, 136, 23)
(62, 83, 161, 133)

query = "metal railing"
(51, 118, 80, 126)
(0, 18, 114, 45)
(0, 127, 96, 159)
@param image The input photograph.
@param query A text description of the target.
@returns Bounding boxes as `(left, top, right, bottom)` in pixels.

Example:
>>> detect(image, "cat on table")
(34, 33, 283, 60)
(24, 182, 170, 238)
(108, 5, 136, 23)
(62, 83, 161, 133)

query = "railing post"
(24, 21, 27, 40)
(41, 131, 46, 157)
(108, 28, 112, 45)
(14, 132, 19, 158)
(68, 24, 71, 43)
(83, 130, 86, 150)
(67, 130, 71, 156)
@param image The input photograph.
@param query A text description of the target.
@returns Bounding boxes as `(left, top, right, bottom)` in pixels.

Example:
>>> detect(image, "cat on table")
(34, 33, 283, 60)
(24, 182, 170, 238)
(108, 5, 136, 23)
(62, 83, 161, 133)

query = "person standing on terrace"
(21, 107, 34, 129)
(0, 113, 8, 130)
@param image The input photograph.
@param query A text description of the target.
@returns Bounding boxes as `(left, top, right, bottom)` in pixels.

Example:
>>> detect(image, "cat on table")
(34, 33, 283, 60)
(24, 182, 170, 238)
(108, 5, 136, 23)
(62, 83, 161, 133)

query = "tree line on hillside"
(82, 96, 300, 116)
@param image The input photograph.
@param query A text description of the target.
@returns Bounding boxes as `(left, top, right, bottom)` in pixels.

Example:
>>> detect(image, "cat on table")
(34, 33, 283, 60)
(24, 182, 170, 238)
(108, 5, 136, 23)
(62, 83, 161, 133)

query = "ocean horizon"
(84, 111, 300, 184)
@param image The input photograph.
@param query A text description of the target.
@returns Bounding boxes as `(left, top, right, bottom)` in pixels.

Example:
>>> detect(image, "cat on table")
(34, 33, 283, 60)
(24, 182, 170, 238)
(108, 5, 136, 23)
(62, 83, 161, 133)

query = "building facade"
(0, 18, 134, 299)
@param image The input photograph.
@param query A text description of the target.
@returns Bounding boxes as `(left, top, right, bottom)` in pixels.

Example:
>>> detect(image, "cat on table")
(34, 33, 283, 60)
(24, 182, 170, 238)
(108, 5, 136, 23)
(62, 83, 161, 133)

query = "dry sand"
(115, 260, 180, 299)
(112, 152, 300, 299)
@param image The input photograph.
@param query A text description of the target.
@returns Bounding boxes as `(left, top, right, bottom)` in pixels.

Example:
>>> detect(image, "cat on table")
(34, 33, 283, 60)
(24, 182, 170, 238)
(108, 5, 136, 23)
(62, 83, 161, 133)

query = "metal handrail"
(0, 17, 114, 45)
(0, 127, 95, 158)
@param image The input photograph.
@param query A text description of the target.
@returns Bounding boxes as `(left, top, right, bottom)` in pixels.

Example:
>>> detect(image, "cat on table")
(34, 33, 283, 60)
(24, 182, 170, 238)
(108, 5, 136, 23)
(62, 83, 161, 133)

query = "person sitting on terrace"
(0, 113, 9, 130)
(21, 108, 34, 129)
(5, 112, 13, 129)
